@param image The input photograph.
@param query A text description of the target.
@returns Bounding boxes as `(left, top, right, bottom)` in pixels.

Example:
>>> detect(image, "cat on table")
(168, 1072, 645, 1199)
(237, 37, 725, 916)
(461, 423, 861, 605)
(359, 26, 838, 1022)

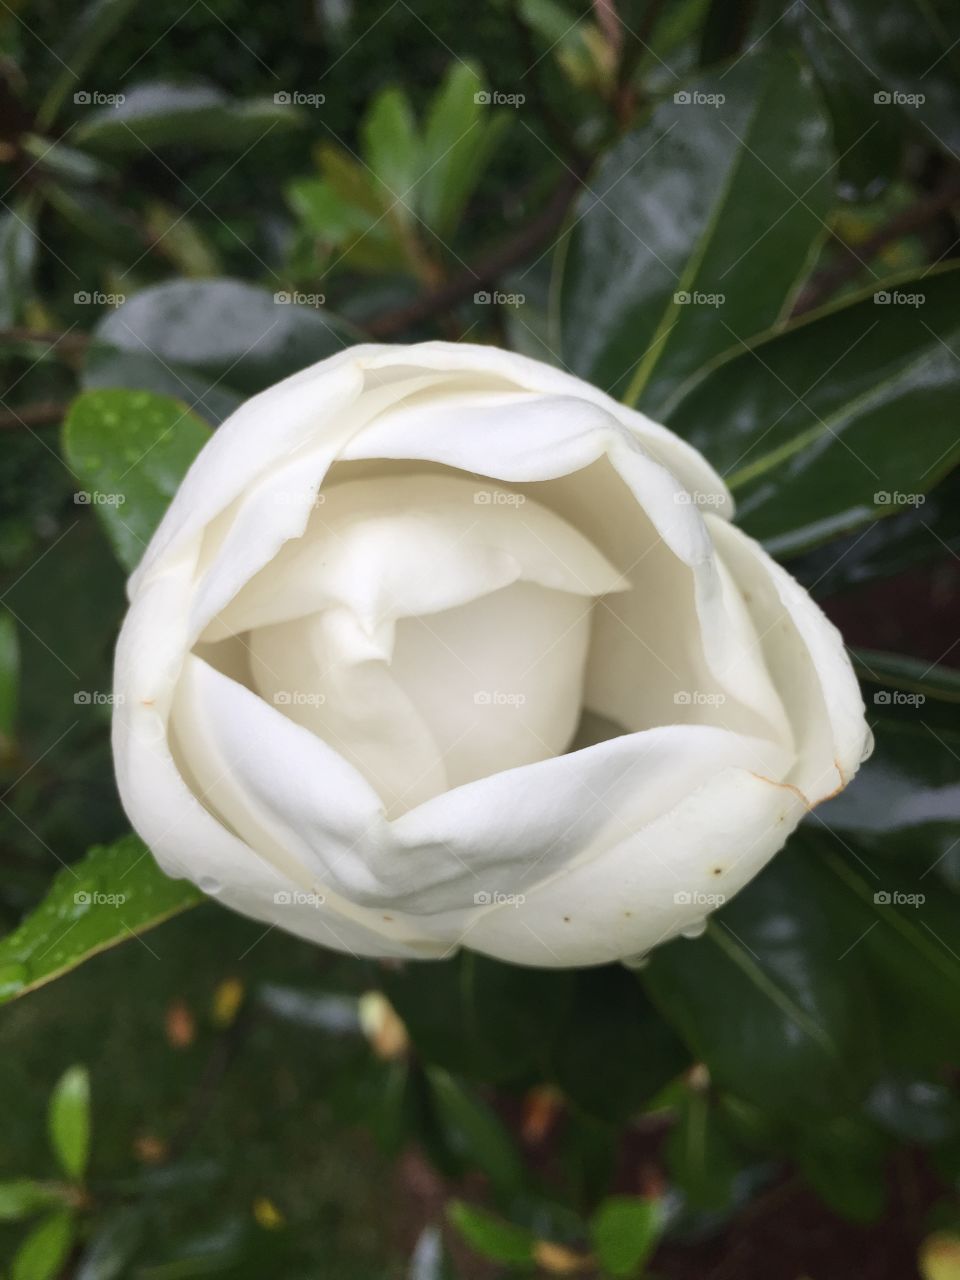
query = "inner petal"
(391, 581, 595, 790)
(235, 473, 624, 815)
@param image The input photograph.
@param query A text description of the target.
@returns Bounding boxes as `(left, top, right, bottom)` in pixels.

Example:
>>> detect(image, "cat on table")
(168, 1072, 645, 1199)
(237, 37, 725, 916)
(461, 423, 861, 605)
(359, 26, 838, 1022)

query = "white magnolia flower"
(113, 342, 870, 967)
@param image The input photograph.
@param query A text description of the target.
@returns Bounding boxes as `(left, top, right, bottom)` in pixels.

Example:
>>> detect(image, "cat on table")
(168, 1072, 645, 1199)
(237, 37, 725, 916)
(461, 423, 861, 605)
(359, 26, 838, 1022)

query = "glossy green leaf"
(666, 263, 960, 554)
(818, 0, 960, 157)
(446, 1201, 535, 1266)
(665, 1086, 744, 1212)
(48, 1064, 91, 1180)
(361, 87, 422, 224)
(82, 279, 356, 423)
(866, 1077, 960, 1146)
(36, 0, 141, 129)
(418, 62, 509, 237)
(590, 1195, 663, 1276)
(63, 388, 211, 571)
(558, 51, 831, 408)
(0, 834, 203, 1006)
(552, 965, 688, 1122)
(643, 842, 882, 1117)
(74, 82, 303, 153)
(11, 1210, 75, 1280)
(791, 0, 905, 195)
(382, 953, 573, 1084)
(786, 470, 960, 595)
(0, 1181, 65, 1223)
(816, 704, 960, 887)
(793, 1115, 889, 1222)
(426, 1069, 524, 1196)
(852, 650, 960, 703)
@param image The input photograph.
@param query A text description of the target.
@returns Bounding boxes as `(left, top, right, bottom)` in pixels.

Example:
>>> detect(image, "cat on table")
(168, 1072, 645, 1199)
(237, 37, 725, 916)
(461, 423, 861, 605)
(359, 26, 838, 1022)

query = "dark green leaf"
(383, 953, 573, 1084)
(793, 1115, 888, 1222)
(865, 1077, 960, 1146)
(817, 0, 960, 158)
(590, 1195, 663, 1276)
(11, 1209, 75, 1280)
(426, 1069, 524, 1196)
(48, 1064, 91, 1180)
(791, 0, 905, 196)
(644, 843, 882, 1117)
(852, 650, 960, 703)
(666, 263, 960, 554)
(0, 834, 203, 1006)
(665, 1086, 744, 1211)
(63, 388, 211, 571)
(816, 712, 959, 888)
(446, 1201, 535, 1266)
(36, 0, 141, 129)
(559, 51, 831, 408)
(74, 82, 303, 153)
(82, 279, 356, 423)
(552, 966, 688, 1122)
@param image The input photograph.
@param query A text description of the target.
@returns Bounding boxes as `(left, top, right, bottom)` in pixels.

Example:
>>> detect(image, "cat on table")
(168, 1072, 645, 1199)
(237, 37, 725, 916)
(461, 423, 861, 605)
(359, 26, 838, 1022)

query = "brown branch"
(366, 169, 584, 339)
(792, 176, 960, 316)
(0, 400, 69, 430)
(0, 327, 89, 356)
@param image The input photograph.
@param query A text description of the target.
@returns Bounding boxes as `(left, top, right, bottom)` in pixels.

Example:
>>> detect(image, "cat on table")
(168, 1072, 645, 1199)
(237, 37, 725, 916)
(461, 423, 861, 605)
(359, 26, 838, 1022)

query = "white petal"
(704, 514, 870, 802)
(202, 473, 625, 641)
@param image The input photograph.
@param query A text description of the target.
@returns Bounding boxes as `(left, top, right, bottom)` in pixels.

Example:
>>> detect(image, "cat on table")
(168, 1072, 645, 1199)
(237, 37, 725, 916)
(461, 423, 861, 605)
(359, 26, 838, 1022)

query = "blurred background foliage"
(1, 0, 959, 1276)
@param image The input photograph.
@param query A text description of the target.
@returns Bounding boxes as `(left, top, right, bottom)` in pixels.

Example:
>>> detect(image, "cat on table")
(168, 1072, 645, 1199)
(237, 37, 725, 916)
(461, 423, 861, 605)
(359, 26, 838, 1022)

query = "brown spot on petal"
(563, 916, 571, 923)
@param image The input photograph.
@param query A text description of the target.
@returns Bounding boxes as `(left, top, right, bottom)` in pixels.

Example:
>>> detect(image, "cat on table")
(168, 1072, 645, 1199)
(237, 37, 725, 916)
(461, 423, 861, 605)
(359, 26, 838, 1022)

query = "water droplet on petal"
(681, 920, 707, 940)
(621, 952, 649, 970)
(199, 876, 222, 896)
(860, 727, 875, 763)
